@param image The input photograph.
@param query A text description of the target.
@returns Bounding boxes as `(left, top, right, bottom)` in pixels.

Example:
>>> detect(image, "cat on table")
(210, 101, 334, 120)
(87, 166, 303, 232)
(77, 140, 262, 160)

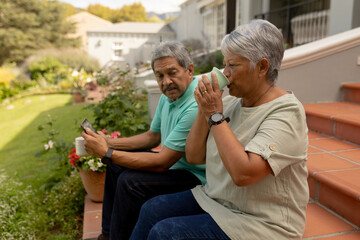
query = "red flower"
(69, 159, 76, 166)
(68, 148, 80, 162)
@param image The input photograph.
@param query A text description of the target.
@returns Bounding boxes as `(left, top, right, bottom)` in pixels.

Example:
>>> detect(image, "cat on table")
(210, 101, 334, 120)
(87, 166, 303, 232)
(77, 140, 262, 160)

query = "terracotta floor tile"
(303, 203, 355, 238)
(315, 232, 360, 240)
(334, 121, 360, 145)
(308, 131, 329, 139)
(306, 115, 334, 136)
(307, 153, 359, 173)
(334, 150, 360, 164)
(342, 82, 360, 89)
(305, 107, 359, 118)
(309, 138, 360, 151)
(83, 231, 101, 239)
(83, 211, 102, 235)
(308, 146, 325, 154)
(315, 102, 360, 112)
(316, 169, 360, 201)
(333, 114, 360, 127)
(84, 195, 103, 212)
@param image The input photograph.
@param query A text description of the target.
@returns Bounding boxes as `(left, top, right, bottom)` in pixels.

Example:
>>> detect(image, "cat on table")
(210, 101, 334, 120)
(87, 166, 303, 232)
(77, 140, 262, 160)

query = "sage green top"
(192, 93, 309, 240)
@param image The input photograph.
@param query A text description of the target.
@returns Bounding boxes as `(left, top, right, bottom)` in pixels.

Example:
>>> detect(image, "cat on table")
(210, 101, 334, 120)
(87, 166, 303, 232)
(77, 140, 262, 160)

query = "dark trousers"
(130, 190, 230, 240)
(101, 163, 202, 240)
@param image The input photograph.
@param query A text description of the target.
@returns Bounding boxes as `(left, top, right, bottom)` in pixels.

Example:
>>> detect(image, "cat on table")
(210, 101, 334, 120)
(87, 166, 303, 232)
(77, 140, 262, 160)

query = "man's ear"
(258, 58, 269, 78)
(186, 64, 194, 76)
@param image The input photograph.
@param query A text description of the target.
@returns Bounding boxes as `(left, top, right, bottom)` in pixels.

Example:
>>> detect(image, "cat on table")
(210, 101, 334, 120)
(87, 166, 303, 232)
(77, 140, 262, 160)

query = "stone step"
(307, 131, 360, 228)
(304, 102, 360, 145)
(82, 131, 360, 239)
(342, 82, 360, 104)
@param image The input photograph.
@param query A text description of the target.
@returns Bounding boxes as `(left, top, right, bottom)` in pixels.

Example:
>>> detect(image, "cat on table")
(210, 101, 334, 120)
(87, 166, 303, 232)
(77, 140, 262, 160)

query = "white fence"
(291, 10, 329, 46)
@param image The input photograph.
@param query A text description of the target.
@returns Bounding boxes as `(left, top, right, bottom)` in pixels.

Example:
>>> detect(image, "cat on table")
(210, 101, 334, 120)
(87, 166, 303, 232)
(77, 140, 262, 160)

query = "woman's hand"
(194, 72, 224, 120)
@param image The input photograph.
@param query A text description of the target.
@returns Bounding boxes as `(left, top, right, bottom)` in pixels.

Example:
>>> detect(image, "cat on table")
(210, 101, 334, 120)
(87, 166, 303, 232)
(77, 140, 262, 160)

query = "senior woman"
(130, 19, 309, 240)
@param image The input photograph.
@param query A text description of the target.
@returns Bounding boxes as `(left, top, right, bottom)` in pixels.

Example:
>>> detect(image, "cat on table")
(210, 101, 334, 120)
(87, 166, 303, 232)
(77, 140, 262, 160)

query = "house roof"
(67, 11, 112, 47)
(87, 22, 175, 34)
(67, 11, 113, 26)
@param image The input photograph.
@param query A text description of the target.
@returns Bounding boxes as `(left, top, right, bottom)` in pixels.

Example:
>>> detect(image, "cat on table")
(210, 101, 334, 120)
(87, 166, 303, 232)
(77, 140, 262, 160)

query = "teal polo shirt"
(150, 78, 206, 185)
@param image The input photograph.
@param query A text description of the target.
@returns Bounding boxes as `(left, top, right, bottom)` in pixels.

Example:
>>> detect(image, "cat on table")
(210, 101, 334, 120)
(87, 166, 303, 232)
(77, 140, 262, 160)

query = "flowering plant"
(68, 129, 122, 172)
(70, 68, 94, 97)
(68, 149, 106, 172)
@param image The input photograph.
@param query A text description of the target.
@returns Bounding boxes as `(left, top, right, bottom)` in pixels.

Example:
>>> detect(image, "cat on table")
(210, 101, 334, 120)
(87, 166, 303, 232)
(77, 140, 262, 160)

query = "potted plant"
(68, 149, 106, 202)
(68, 129, 121, 202)
(70, 69, 93, 104)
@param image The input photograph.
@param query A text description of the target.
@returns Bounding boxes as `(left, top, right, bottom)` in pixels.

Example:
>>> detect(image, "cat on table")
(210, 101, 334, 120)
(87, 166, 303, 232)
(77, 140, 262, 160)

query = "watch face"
(211, 113, 223, 122)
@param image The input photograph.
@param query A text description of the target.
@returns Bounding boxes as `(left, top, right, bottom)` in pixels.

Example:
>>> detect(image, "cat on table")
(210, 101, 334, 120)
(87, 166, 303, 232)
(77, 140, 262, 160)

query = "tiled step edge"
(83, 195, 102, 239)
(305, 105, 360, 145)
(342, 83, 360, 104)
(308, 171, 360, 227)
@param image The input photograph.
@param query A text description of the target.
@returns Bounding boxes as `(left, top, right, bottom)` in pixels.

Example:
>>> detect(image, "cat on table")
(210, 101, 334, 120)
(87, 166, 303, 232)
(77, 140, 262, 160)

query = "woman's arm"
(210, 122, 272, 186)
(185, 111, 209, 164)
(194, 73, 272, 186)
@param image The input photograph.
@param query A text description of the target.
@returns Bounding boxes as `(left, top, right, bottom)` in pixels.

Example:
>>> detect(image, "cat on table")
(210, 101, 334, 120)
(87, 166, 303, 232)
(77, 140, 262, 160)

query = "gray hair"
(221, 19, 284, 82)
(151, 41, 193, 71)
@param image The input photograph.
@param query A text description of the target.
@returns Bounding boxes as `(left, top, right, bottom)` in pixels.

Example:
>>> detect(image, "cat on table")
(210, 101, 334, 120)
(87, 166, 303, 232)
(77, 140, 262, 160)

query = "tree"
(118, 3, 147, 22)
(61, 2, 77, 17)
(87, 2, 148, 23)
(0, 0, 80, 65)
(87, 4, 116, 22)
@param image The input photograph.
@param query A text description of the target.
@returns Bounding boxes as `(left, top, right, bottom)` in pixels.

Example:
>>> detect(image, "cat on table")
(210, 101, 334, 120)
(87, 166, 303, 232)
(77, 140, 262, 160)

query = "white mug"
(75, 137, 89, 156)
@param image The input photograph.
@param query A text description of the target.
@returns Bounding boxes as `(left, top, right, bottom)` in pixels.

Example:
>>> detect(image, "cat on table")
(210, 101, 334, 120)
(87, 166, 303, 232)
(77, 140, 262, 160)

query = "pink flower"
(110, 131, 121, 139)
(102, 129, 108, 135)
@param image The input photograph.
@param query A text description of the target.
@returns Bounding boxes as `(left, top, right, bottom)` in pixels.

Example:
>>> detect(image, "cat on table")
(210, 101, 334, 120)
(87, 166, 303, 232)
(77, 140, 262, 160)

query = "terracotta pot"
(79, 169, 106, 202)
(72, 92, 85, 104)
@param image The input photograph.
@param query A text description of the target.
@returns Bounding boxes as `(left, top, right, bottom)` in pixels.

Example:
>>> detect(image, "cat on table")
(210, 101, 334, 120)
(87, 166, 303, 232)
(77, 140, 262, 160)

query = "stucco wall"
(88, 33, 175, 67)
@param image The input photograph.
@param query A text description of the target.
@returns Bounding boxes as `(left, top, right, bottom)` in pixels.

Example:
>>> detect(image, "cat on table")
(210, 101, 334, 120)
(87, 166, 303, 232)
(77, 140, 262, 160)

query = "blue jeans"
(130, 190, 230, 240)
(101, 163, 201, 240)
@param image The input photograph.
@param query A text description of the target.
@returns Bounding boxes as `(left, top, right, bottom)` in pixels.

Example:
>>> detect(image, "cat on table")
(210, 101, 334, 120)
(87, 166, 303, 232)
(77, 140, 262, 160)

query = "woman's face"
(223, 52, 261, 98)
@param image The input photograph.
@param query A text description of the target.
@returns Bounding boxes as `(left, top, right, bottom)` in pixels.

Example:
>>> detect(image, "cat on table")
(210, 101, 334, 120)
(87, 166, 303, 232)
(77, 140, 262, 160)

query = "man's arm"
(106, 130, 161, 151)
(111, 146, 184, 172)
(82, 129, 183, 172)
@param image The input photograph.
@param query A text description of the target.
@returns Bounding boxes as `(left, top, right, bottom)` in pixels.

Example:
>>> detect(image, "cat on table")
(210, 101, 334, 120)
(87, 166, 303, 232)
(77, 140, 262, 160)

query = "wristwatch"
(208, 113, 230, 129)
(101, 148, 114, 165)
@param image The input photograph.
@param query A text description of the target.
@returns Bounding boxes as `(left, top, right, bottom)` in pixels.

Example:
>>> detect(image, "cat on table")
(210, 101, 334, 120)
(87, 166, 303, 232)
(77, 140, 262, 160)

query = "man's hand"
(81, 128, 108, 158)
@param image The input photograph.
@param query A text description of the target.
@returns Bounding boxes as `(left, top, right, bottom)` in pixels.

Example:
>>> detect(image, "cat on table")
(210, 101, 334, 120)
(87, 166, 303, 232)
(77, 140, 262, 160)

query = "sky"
(59, 0, 188, 14)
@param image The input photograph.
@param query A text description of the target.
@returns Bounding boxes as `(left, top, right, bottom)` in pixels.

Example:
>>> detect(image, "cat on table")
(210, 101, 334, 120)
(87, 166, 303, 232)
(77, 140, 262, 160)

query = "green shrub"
(193, 50, 224, 75)
(24, 48, 100, 73)
(0, 171, 36, 239)
(35, 171, 85, 240)
(28, 57, 70, 84)
(88, 80, 151, 136)
(55, 49, 101, 73)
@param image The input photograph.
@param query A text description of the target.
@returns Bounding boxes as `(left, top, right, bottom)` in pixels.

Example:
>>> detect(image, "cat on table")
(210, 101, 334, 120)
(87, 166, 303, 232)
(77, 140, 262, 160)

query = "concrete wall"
(169, 0, 204, 42)
(328, 0, 360, 36)
(277, 45, 360, 103)
(88, 33, 175, 68)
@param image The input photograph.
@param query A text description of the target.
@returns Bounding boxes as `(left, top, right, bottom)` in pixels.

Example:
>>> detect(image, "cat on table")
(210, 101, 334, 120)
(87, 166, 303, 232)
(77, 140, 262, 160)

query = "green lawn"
(0, 94, 94, 239)
(1, 94, 93, 185)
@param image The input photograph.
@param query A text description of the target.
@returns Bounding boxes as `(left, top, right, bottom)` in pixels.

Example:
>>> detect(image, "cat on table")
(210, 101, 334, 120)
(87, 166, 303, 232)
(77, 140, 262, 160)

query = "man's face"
(154, 57, 194, 102)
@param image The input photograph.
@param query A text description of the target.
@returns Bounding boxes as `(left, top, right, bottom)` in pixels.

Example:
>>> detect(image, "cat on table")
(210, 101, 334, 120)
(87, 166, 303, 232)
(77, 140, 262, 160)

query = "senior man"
(82, 41, 205, 240)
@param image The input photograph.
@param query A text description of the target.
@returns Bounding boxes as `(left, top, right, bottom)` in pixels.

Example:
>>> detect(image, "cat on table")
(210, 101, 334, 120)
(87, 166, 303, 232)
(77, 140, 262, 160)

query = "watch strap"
(101, 148, 113, 164)
(208, 113, 230, 129)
